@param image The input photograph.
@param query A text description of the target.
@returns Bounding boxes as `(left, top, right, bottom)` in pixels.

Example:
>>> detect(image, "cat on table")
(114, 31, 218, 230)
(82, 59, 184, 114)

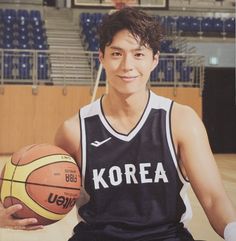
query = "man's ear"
(98, 49, 104, 64)
(151, 51, 160, 71)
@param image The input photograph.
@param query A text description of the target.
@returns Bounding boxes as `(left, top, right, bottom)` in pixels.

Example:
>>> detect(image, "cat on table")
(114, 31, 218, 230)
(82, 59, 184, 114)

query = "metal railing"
(0, 48, 50, 86)
(0, 48, 205, 94)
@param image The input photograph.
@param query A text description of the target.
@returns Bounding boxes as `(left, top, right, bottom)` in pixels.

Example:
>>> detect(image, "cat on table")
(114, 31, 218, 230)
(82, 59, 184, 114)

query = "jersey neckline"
(98, 90, 152, 142)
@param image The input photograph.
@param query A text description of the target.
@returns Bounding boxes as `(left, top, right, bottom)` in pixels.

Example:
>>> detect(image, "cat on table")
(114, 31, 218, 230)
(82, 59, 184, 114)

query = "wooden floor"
(0, 154, 235, 241)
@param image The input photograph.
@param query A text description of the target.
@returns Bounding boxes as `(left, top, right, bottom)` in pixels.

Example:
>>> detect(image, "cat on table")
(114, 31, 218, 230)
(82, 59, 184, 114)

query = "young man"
(0, 7, 235, 241)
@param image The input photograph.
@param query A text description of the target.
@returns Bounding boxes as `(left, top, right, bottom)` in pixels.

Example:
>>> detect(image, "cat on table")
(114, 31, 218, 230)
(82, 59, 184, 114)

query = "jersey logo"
(91, 137, 112, 147)
(92, 162, 169, 190)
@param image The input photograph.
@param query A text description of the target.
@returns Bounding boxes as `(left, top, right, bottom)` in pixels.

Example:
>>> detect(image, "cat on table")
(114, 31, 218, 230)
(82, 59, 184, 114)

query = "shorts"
(68, 222, 195, 241)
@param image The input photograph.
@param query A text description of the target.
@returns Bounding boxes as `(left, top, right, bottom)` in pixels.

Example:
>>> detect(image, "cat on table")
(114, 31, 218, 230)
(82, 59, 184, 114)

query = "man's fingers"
(5, 204, 22, 216)
(24, 224, 44, 231)
(10, 218, 43, 230)
(0, 203, 44, 230)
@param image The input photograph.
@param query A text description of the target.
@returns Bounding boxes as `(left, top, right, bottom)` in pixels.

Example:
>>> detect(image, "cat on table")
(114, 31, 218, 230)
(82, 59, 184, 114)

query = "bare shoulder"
(171, 102, 206, 143)
(172, 102, 201, 122)
(54, 114, 81, 162)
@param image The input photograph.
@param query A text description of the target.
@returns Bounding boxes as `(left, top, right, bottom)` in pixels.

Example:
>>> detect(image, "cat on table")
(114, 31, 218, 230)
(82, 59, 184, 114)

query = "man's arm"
(172, 103, 236, 237)
(54, 114, 81, 166)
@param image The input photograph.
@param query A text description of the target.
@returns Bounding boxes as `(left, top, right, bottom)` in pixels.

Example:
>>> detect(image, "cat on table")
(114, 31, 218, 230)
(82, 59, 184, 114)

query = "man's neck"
(103, 89, 149, 118)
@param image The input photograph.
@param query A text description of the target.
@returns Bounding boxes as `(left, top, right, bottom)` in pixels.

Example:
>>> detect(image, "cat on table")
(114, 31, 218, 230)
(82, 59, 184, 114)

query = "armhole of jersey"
(78, 109, 86, 188)
(168, 101, 190, 183)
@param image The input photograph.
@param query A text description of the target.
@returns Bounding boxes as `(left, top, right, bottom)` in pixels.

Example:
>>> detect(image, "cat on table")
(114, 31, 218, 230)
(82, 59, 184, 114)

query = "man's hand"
(0, 202, 43, 230)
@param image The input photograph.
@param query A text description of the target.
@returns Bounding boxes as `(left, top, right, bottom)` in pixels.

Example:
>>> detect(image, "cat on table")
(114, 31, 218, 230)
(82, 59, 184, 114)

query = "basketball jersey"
(74, 90, 193, 241)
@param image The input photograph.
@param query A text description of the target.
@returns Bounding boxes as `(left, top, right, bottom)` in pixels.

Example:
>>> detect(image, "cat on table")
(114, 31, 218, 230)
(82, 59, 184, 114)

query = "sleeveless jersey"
(75, 90, 192, 241)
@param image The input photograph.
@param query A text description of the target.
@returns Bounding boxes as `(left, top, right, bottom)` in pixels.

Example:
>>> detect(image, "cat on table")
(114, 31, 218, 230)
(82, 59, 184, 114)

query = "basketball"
(0, 144, 81, 226)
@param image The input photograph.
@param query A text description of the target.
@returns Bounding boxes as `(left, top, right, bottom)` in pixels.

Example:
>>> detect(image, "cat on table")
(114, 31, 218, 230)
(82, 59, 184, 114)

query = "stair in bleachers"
(44, 7, 92, 85)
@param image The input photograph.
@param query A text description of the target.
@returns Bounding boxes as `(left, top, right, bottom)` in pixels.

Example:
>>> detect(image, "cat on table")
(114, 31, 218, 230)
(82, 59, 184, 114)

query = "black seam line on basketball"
(10, 145, 72, 203)
(12, 154, 75, 167)
(12, 144, 38, 166)
(0, 178, 80, 191)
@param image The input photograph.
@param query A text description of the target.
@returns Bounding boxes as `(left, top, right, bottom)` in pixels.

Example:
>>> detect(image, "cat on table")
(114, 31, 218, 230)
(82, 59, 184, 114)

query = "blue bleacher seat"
(80, 12, 89, 23)
(164, 64, 174, 82)
(34, 43, 48, 50)
(33, 34, 46, 44)
(158, 59, 174, 82)
(150, 66, 160, 82)
(212, 18, 223, 33)
(4, 62, 14, 79)
(93, 12, 103, 25)
(30, 10, 41, 22)
(18, 18, 30, 28)
(3, 31, 13, 40)
(201, 17, 214, 33)
(3, 33, 14, 48)
(31, 19, 43, 28)
(177, 16, 190, 32)
(18, 25, 29, 35)
(19, 52, 31, 63)
(179, 66, 192, 82)
(37, 54, 49, 80)
(224, 17, 235, 34)
(3, 9, 17, 21)
(3, 19, 15, 31)
(3, 52, 14, 79)
(0, 9, 3, 20)
(18, 42, 31, 49)
(17, 9, 29, 20)
(18, 62, 31, 79)
(165, 16, 177, 33)
(100, 69, 106, 82)
(88, 37, 99, 51)
(17, 34, 29, 42)
(32, 26, 45, 35)
(160, 39, 172, 53)
(168, 47, 179, 54)
(189, 17, 201, 33)
(38, 63, 48, 80)
(94, 59, 100, 70)
(176, 59, 185, 71)
(17, 52, 32, 79)
(3, 42, 14, 49)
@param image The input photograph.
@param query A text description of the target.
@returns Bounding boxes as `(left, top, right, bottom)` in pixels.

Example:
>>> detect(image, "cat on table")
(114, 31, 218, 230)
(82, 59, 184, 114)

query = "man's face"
(99, 29, 159, 95)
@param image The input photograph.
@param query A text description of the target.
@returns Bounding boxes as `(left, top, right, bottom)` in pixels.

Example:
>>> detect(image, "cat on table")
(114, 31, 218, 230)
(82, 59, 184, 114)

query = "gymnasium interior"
(0, 0, 235, 240)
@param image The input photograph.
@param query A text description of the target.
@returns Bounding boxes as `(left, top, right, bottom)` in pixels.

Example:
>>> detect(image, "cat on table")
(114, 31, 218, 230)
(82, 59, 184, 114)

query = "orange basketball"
(0, 144, 81, 226)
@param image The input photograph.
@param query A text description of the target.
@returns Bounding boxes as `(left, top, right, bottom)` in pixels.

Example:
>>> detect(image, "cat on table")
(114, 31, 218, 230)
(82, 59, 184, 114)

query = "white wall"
(187, 41, 235, 68)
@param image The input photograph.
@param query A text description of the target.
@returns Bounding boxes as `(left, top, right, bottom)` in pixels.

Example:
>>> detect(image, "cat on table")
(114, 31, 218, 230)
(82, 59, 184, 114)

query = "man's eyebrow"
(109, 46, 123, 51)
(109, 46, 145, 51)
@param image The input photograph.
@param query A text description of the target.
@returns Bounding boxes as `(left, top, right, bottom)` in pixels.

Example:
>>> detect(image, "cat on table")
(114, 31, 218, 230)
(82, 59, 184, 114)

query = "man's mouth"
(118, 75, 139, 82)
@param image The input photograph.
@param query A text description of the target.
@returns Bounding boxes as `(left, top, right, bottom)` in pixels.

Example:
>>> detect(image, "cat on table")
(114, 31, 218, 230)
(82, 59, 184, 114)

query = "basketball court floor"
(0, 154, 235, 241)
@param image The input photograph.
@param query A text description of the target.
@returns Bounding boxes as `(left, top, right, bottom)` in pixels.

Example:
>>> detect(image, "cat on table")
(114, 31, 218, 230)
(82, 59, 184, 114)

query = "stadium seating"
(159, 14, 235, 37)
(79, 12, 202, 83)
(0, 8, 49, 82)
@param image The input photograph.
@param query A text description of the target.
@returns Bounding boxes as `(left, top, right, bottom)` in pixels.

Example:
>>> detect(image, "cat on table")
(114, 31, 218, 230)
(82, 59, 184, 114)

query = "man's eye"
(111, 52, 121, 56)
(135, 53, 144, 58)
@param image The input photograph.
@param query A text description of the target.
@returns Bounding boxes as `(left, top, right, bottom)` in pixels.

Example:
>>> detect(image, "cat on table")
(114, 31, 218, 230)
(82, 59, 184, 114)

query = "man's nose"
(120, 55, 133, 71)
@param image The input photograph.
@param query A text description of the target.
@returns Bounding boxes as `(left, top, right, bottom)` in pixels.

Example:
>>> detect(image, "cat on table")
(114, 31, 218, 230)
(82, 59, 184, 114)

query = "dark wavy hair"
(99, 7, 162, 55)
